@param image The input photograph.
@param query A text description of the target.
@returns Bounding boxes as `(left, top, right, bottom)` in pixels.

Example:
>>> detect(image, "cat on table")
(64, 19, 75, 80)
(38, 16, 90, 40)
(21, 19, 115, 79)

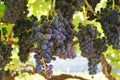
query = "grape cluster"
(13, 16, 36, 63)
(78, 23, 107, 75)
(4, 0, 29, 23)
(32, 15, 76, 78)
(100, 9, 120, 49)
(34, 53, 53, 78)
(55, 0, 84, 20)
(0, 41, 13, 68)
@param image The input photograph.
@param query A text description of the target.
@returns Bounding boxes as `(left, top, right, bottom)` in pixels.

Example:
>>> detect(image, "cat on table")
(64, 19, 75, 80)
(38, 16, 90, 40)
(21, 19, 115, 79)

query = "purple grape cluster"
(55, 0, 84, 20)
(100, 8, 120, 49)
(32, 15, 77, 78)
(0, 41, 13, 68)
(4, 0, 29, 23)
(34, 53, 53, 78)
(13, 16, 37, 63)
(78, 23, 108, 75)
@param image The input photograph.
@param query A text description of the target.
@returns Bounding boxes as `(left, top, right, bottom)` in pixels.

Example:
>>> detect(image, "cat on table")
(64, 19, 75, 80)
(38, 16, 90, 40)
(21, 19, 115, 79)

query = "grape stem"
(100, 54, 116, 80)
(82, 7, 87, 25)
(49, 0, 56, 16)
(6, 28, 17, 45)
(20, 64, 36, 74)
(84, 0, 102, 20)
(72, 40, 79, 46)
(0, 24, 4, 42)
(7, 28, 13, 41)
(41, 57, 47, 73)
(0, 30, 1, 41)
(119, 0, 120, 4)
(112, 0, 115, 10)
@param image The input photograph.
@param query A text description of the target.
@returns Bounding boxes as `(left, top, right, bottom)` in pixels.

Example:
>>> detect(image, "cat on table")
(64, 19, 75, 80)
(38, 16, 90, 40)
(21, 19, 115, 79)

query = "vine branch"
(118, 0, 120, 4)
(100, 54, 116, 80)
(72, 40, 79, 46)
(6, 28, 17, 45)
(3, 64, 88, 80)
(84, 0, 102, 20)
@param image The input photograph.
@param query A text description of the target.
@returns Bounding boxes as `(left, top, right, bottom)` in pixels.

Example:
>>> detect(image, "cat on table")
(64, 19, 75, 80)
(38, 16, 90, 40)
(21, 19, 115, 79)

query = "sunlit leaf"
(44, 0, 50, 2)
(95, 0, 107, 13)
(0, 3, 5, 11)
(0, 3, 5, 18)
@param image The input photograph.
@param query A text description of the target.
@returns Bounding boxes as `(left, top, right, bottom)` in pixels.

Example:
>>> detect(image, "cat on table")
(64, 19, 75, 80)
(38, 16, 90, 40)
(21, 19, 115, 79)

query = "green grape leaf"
(0, 3, 5, 18)
(44, 0, 50, 2)
(72, 12, 83, 32)
(0, 11, 4, 18)
(28, 0, 50, 18)
(95, 0, 107, 13)
(0, 4, 5, 11)
(2, 27, 7, 35)
(28, 0, 36, 4)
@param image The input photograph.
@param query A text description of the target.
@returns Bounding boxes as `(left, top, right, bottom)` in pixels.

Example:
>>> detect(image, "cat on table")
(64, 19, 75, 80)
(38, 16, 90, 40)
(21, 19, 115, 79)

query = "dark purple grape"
(41, 44, 47, 50)
(44, 40, 49, 44)
(36, 58, 42, 64)
(36, 64, 43, 73)
(48, 42, 53, 48)
(48, 65, 53, 69)
(45, 34, 52, 40)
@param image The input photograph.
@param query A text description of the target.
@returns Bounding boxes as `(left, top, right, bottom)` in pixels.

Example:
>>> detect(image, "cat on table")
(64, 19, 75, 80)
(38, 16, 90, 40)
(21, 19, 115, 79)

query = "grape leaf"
(2, 27, 7, 35)
(0, 4, 5, 18)
(44, 0, 50, 2)
(0, 4, 5, 11)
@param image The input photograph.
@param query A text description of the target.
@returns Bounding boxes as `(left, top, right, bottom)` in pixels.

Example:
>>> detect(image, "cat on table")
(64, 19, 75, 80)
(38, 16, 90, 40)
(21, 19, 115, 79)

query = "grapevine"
(0, 0, 120, 80)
